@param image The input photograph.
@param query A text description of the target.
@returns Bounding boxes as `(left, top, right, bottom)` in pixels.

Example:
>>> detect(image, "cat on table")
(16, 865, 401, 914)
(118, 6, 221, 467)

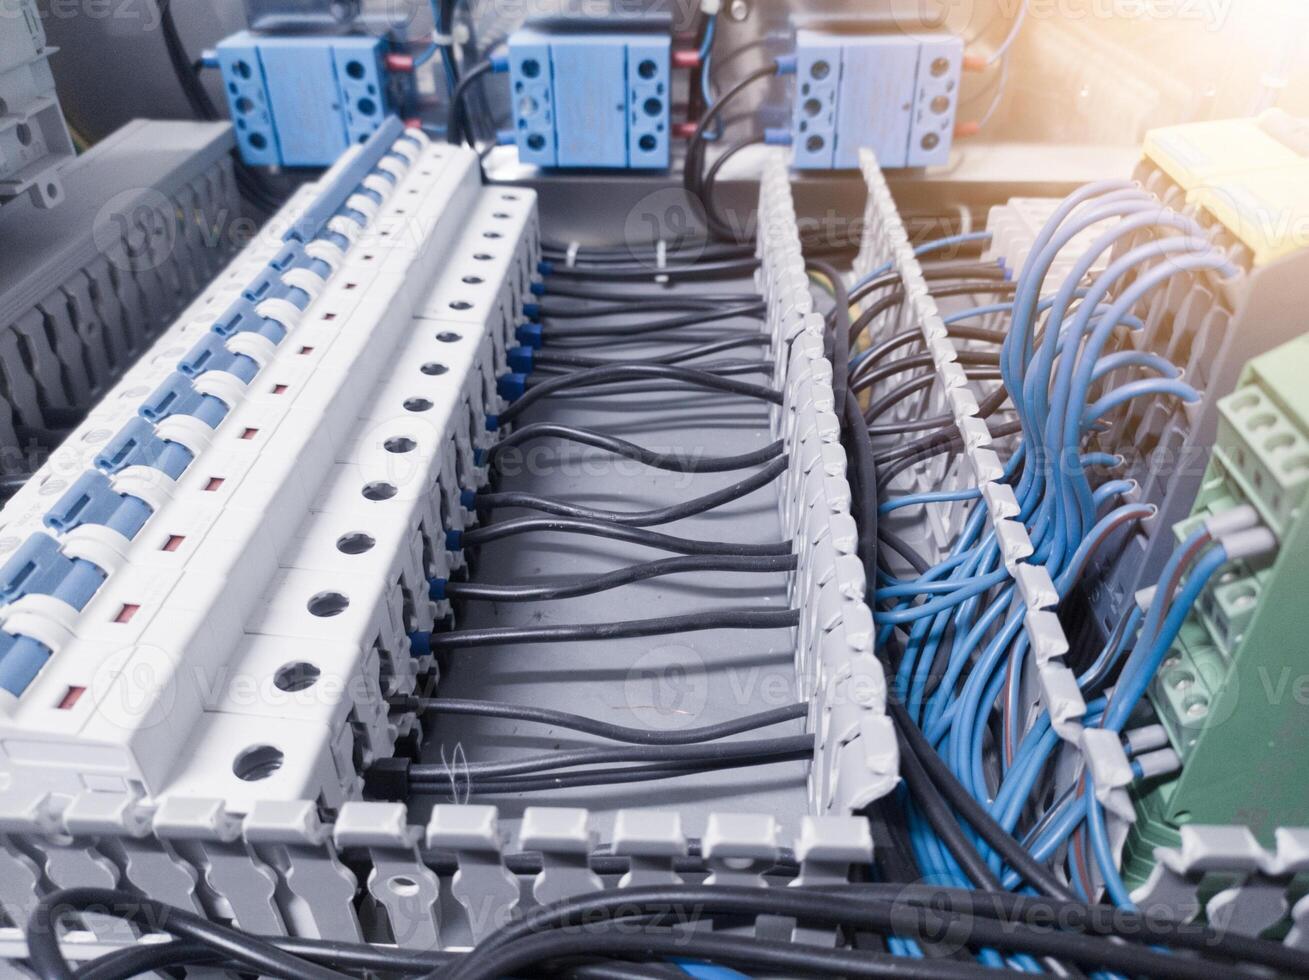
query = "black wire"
(74, 940, 223, 980)
(497, 364, 780, 424)
(534, 298, 750, 319)
(413, 843, 801, 878)
(428, 607, 800, 650)
(157, 0, 283, 215)
(473, 454, 787, 527)
(444, 885, 1297, 980)
(74, 935, 453, 980)
(532, 334, 769, 368)
(851, 349, 1001, 397)
(682, 63, 777, 234)
(855, 322, 1007, 375)
(841, 392, 878, 587)
(452, 927, 1014, 980)
(702, 136, 765, 242)
(396, 697, 806, 744)
(898, 736, 1003, 891)
(444, 553, 794, 601)
(539, 303, 765, 340)
(808, 260, 852, 414)
(448, 59, 496, 146)
(488, 424, 782, 473)
(460, 516, 791, 556)
(878, 525, 932, 576)
(865, 370, 1003, 433)
(27, 887, 351, 980)
(545, 257, 762, 281)
(418, 752, 814, 796)
(873, 399, 1015, 470)
(537, 281, 757, 301)
(888, 700, 1076, 901)
(848, 279, 1017, 344)
(413, 734, 814, 780)
(540, 244, 756, 266)
(528, 358, 772, 384)
(846, 257, 998, 308)
(45, 885, 1309, 980)
(567, 962, 689, 980)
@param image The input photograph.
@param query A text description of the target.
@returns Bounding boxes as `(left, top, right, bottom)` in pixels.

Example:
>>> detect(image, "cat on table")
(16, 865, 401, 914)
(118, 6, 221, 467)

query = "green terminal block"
(1123, 334, 1309, 888)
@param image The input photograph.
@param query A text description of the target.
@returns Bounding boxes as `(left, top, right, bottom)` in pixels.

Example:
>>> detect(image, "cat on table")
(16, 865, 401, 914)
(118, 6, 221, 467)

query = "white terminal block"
(984, 197, 1114, 294)
(0, 129, 539, 814)
(757, 150, 897, 815)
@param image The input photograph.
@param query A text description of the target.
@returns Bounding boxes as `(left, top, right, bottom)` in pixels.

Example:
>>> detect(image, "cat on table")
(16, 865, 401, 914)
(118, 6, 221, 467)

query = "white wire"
(987, 0, 1029, 67)
(976, 55, 1011, 129)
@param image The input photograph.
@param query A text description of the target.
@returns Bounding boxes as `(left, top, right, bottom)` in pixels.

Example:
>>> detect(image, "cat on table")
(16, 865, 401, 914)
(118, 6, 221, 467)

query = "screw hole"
(385, 436, 417, 453)
(336, 532, 375, 554)
(233, 745, 283, 782)
(274, 661, 321, 692)
(307, 591, 350, 617)
(362, 481, 397, 500)
(389, 875, 420, 896)
(404, 397, 433, 412)
(421, 361, 448, 375)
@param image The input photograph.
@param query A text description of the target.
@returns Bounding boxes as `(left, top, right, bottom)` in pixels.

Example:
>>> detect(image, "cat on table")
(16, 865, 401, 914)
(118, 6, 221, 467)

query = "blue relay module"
(216, 31, 391, 168)
(508, 28, 671, 170)
(791, 29, 963, 170)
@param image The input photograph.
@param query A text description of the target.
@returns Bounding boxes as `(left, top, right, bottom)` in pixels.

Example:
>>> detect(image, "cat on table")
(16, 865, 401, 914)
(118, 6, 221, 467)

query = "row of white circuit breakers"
(0, 132, 895, 958)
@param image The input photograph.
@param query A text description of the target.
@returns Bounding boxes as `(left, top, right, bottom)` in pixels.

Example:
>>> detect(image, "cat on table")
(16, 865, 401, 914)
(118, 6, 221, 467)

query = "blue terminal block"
(791, 29, 963, 170)
(216, 30, 391, 167)
(508, 27, 671, 170)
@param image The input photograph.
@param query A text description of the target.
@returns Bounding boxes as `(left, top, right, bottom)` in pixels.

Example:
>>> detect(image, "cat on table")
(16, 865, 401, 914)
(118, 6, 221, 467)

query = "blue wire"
(698, 16, 721, 141)
(852, 232, 995, 292)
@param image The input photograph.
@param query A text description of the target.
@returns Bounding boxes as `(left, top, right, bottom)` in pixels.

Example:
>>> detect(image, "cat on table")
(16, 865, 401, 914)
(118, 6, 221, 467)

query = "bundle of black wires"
(158, 0, 286, 216)
(28, 882, 1309, 979)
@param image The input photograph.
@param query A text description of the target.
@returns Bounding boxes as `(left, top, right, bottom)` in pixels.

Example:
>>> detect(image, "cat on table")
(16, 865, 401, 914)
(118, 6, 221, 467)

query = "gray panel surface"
(416, 295, 810, 843)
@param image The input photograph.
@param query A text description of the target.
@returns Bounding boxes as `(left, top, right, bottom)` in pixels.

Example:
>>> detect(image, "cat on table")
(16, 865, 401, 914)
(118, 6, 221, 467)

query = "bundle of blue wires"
(851, 181, 1255, 938)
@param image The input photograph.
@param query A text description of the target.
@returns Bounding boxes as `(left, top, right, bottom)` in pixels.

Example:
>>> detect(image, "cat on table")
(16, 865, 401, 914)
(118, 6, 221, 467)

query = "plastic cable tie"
(565, 242, 580, 268)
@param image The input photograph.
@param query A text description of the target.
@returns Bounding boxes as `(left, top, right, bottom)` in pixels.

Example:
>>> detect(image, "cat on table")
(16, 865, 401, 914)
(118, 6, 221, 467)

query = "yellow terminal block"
(1191, 164, 1309, 267)
(1143, 114, 1306, 193)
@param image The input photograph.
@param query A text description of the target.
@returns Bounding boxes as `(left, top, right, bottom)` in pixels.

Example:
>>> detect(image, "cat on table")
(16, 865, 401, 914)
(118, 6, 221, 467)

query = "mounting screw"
(728, 0, 749, 21)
